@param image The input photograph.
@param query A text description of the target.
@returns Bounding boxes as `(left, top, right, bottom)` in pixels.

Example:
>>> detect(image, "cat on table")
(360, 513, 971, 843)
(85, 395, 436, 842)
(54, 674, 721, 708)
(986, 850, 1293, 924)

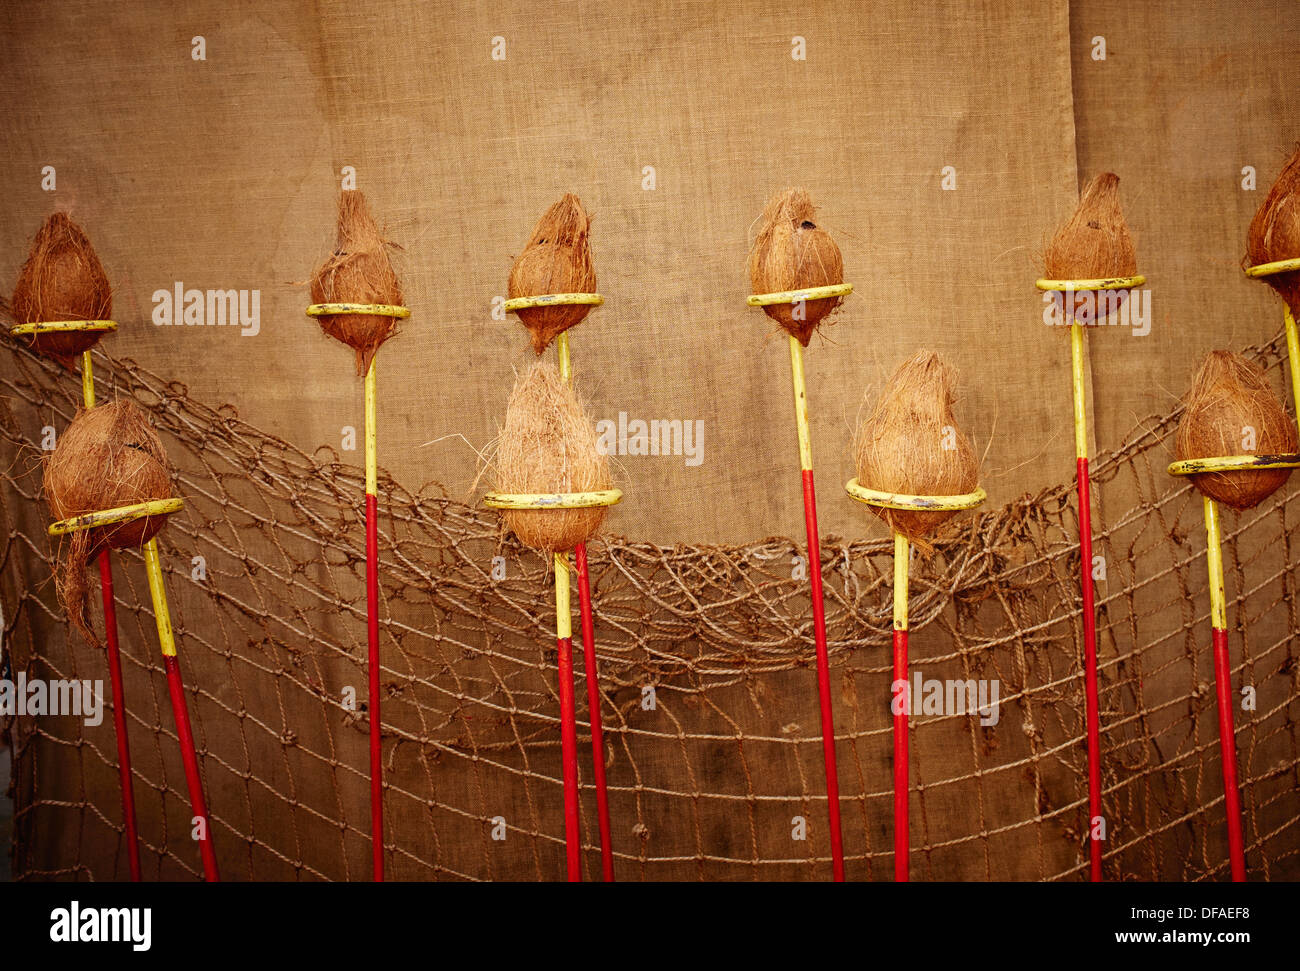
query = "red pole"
(1211, 627, 1247, 881)
(366, 491, 383, 882)
(574, 542, 614, 881)
(162, 654, 219, 881)
(556, 632, 582, 881)
(98, 551, 141, 881)
(1076, 457, 1103, 882)
(800, 469, 846, 881)
(893, 627, 909, 882)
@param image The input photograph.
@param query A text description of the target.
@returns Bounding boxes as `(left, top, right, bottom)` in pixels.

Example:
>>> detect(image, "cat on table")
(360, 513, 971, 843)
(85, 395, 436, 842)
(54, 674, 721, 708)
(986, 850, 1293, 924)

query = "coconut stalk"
(11, 213, 140, 881)
(1172, 352, 1297, 881)
(45, 402, 218, 880)
(307, 190, 407, 881)
(747, 189, 848, 880)
(1038, 173, 1140, 882)
(851, 352, 981, 881)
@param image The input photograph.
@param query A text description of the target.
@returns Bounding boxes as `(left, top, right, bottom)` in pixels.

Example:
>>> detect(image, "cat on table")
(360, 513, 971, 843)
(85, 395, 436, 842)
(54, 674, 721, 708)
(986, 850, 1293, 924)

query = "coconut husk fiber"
(494, 362, 612, 553)
(9, 212, 113, 368)
(507, 193, 597, 355)
(1174, 351, 1297, 510)
(309, 190, 404, 375)
(747, 188, 844, 346)
(1044, 173, 1137, 324)
(1246, 145, 1300, 309)
(43, 400, 175, 645)
(853, 351, 980, 547)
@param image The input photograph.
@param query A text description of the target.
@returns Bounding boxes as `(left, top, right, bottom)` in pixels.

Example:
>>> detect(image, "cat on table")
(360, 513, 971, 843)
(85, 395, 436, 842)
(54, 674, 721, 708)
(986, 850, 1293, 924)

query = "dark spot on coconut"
(800, 220, 816, 229)
(1087, 220, 1100, 230)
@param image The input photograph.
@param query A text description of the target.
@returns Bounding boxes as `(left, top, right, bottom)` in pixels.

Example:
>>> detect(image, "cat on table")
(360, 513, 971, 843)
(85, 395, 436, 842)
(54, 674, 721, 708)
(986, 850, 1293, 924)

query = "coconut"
(10, 212, 113, 368)
(43, 400, 175, 645)
(309, 190, 404, 375)
(1044, 173, 1137, 324)
(747, 188, 844, 345)
(507, 194, 597, 354)
(494, 362, 611, 553)
(1174, 351, 1297, 510)
(1246, 145, 1300, 308)
(853, 351, 980, 545)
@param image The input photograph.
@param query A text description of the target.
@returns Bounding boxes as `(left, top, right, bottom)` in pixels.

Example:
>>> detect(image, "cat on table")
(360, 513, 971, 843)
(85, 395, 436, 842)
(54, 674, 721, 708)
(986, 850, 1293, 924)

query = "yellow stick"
(554, 552, 572, 638)
(143, 538, 178, 657)
(81, 351, 96, 409)
(1285, 305, 1300, 432)
(1071, 322, 1088, 461)
(788, 335, 813, 472)
(1203, 496, 1227, 630)
(557, 332, 572, 386)
(893, 532, 909, 632)
(365, 358, 377, 496)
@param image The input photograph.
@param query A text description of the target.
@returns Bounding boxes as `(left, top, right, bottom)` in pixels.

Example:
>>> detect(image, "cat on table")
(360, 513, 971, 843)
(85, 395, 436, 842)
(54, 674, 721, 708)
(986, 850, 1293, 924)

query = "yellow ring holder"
(503, 293, 603, 313)
(483, 489, 622, 511)
(305, 303, 411, 319)
(747, 283, 854, 308)
(48, 497, 185, 537)
(844, 479, 987, 513)
(11, 320, 119, 336)
(1034, 275, 1147, 293)
(1168, 454, 1300, 477)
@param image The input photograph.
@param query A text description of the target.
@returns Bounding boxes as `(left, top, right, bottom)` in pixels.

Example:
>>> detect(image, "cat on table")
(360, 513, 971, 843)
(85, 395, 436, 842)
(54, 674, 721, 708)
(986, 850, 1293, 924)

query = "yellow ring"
(305, 303, 410, 318)
(48, 497, 184, 536)
(503, 293, 603, 312)
(482, 489, 623, 510)
(844, 478, 987, 512)
(11, 320, 118, 335)
(1245, 258, 1300, 279)
(1167, 454, 1300, 476)
(747, 283, 853, 307)
(1035, 275, 1146, 292)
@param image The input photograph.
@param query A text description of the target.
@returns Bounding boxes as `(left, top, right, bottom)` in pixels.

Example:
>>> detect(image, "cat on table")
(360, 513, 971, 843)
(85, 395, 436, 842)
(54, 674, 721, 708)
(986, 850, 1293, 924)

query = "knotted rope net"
(2, 333, 1297, 881)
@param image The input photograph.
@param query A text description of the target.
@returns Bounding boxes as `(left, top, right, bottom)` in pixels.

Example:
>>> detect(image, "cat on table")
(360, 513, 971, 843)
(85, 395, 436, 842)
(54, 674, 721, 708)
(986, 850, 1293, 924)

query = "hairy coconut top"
(309, 190, 404, 375)
(853, 350, 979, 545)
(10, 212, 113, 367)
(507, 193, 597, 354)
(747, 188, 844, 345)
(494, 361, 611, 552)
(1246, 145, 1300, 308)
(1175, 350, 1297, 510)
(1044, 173, 1137, 281)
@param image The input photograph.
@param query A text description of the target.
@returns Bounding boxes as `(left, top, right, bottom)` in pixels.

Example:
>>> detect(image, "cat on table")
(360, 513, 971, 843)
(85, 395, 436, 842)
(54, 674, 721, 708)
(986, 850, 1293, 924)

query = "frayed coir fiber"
(11, 212, 112, 367)
(495, 363, 611, 553)
(1175, 351, 1297, 510)
(309, 191, 404, 375)
(854, 351, 979, 546)
(1247, 145, 1300, 309)
(1044, 173, 1137, 324)
(748, 188, 843, 345)
(44, 400, 175, 645)
(508, 193, 597, 354)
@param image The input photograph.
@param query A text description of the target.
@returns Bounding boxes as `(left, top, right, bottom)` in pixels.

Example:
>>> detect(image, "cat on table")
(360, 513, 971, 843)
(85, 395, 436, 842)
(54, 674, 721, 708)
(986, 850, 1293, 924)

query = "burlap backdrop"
(1, 0, 1297, 880)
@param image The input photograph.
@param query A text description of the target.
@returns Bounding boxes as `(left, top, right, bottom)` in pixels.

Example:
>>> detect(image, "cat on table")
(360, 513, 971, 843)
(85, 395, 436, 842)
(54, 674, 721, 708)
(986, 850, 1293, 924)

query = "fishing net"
(2, 330, 1298, 882)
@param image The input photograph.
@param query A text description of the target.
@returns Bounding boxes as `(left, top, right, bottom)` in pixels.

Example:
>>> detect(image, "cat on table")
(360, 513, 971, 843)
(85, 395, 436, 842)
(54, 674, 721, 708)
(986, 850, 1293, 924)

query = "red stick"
(556, 633, 582, 881)
(366, 491, 383, 882)
(162, 654, 219, 881)
(893, 627, 909, 882)
(98, 551, 141, 881)
(800, 468, 846, 881)
(1211, 627, 1247, 881)
(574, 543, 614, 881)
(1077, 456, 1103, 882)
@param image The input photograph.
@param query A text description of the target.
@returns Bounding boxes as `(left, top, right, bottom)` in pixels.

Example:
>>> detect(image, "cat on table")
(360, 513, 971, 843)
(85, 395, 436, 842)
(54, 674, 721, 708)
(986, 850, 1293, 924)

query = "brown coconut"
(1044, 173, 1137, 324)
(853, 351, 980, 546)
(309, 190, 404, 375)
(1246, 145, 1300, 308)
(507, 193, 597, 354)
(10, 212, 113, 368)
(44, 400, 175, 645)
(1174, 351, 1296, 510)
(494, 362, 611, 553)
(747, 188, 844, 345)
